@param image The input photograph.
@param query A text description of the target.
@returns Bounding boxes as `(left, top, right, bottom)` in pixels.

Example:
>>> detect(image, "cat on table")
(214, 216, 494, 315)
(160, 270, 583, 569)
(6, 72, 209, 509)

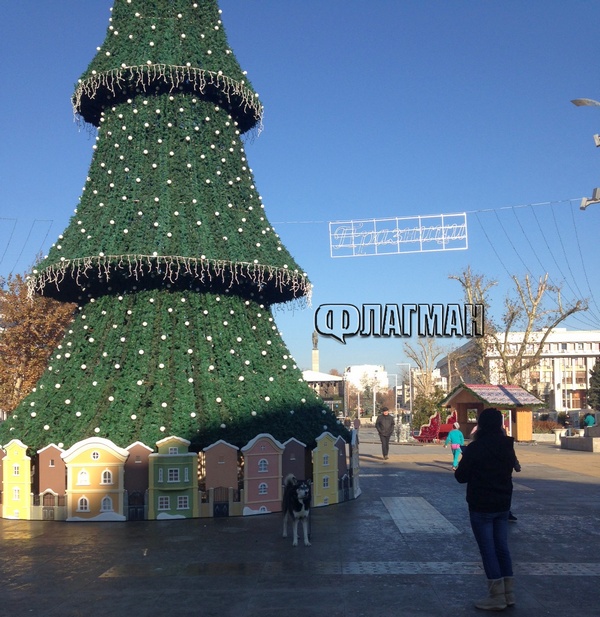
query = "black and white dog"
(282, 474, 311, 547)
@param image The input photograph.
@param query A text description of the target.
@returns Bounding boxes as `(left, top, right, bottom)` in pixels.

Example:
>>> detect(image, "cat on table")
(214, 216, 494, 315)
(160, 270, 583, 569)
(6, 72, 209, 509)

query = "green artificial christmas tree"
(0, 0, 347, 451)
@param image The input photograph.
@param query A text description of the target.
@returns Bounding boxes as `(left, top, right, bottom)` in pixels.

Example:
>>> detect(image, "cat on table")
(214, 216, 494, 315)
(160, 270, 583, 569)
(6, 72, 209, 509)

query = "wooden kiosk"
(441, 384, 544, 442)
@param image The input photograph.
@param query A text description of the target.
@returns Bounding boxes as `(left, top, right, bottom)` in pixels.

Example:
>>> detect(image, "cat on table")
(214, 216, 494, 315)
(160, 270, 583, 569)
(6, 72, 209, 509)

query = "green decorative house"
(0, 0, 348, 453)
(148, 435, 198, 520)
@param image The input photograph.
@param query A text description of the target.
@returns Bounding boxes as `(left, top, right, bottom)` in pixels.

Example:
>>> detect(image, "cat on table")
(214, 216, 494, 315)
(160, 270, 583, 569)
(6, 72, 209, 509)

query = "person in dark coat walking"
(375, 407, 394, 460)
(455, 407, 517, 611)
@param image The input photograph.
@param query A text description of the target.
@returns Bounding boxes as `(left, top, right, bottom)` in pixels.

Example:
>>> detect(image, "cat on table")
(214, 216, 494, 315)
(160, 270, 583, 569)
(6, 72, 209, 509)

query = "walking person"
(444, 422, 465, 470)
(455, 408, 517, 611)
(375, 407, 394, 460)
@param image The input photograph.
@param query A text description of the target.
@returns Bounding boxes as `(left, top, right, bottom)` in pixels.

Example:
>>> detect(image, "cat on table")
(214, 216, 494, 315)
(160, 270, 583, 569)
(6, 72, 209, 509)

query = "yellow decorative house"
(61, 437, 129, 522)
(312, 432, 340, 507)
(2, 439, 31, 520)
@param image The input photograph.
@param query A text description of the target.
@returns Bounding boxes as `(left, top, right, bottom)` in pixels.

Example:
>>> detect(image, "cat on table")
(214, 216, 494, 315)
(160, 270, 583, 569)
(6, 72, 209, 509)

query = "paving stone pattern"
(1, 430, 599, 616)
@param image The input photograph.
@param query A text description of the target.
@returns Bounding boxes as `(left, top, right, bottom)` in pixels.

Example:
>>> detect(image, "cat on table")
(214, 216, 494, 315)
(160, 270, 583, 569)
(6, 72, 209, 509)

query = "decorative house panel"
(203, 440, 239, 490)
(282, 438, 310, 483)
(148, 436, 199, 520)
(62, 437, 129, 521)
(37, 443, 66, 496)
(312, 432, 339, 507)
(2, 440, 31, 520)
(241, 434, 283, 515)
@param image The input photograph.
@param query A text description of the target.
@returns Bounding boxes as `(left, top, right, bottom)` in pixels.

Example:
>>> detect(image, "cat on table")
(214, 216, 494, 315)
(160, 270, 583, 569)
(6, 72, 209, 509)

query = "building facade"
(437, 328, 600, 412)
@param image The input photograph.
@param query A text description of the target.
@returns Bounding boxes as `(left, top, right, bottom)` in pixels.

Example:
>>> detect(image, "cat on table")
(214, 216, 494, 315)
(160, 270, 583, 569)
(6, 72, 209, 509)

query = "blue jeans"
(469, 510, 513, 580)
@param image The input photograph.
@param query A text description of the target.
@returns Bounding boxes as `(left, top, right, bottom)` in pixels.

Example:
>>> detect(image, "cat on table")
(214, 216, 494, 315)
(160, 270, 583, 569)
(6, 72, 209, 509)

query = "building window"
(77, 497, 90, 512)
(169, 447, 178, 455)
(158, 496, 170, 510)
(13, 488, 20, 501)
(258, 482, 268, 495)
(168, 468, 180, 483)
(258, 459, 268, 473)
(49, 459, 55, 468)
(184, 467, 190, 483)
(101, 470, 113, 485)
(77, 470, 90, 486)
(13, 464, 20, 476)
(135, 455, 142, 464)
(101, 496, 113, 512)
(177, 496, 189, 510)
(323, 476, 330, 489)
(91, 451, 100, 460)
(323, 454, 330, 466)
(158, 468, 163, 483)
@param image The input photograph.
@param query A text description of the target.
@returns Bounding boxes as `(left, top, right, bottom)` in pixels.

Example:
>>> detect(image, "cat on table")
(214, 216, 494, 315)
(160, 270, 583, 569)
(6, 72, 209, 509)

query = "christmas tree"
(0, 0, 347, 451)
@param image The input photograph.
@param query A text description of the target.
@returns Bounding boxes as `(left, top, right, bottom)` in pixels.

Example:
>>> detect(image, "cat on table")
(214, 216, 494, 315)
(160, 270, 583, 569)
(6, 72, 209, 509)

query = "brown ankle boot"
(475, 578, 507, 611)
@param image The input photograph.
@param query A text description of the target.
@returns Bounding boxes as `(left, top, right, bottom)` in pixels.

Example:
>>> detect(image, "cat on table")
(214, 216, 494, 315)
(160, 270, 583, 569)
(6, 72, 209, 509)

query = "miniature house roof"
(442, 383, 544, 408)
(61, 436, 130, 461)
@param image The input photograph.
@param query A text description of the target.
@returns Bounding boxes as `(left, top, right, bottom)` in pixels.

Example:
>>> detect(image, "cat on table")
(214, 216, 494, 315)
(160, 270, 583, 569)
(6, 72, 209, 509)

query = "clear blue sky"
(1, 1, 600, 380)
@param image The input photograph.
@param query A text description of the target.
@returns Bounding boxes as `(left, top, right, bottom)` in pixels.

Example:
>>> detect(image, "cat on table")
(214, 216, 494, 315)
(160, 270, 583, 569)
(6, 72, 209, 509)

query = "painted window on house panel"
(323, 476, 330, 489)
(77, 497, 90, 512)
(258, 482, 268, 495)
(158, 496, 170, 510)
(101, 496, 113, 512)
(177, 496, 189, 510)
(258, 459, 268, 473)
(101, 470, 113, 485)
(168, 468, 180, 482)
(77, 469, 90, 485)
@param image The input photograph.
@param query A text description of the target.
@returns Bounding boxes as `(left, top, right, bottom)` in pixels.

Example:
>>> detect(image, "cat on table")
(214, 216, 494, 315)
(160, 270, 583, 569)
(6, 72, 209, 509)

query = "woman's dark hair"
(475, 407, 504, 438)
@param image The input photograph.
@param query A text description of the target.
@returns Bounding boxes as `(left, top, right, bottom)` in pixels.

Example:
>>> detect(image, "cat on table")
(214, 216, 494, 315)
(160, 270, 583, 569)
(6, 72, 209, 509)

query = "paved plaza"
(2, 430, 600, 617)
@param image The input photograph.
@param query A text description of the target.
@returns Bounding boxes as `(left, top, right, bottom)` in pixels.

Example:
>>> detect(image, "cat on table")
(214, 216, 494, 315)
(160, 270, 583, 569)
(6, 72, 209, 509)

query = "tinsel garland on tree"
(0, 0, 348, 451)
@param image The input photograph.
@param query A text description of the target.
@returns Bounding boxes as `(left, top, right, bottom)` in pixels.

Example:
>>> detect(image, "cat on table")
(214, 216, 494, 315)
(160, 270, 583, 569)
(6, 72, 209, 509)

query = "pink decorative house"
(35, 443, 66, 521)
(282, 437, 310, 482)
(241, 434, 284, 515)
(202, 440, 242, 517)
(125, 442, 153, 521)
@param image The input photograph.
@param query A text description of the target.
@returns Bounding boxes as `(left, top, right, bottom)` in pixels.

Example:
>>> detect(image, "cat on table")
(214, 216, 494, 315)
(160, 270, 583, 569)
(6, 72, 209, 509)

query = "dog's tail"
(283, 473, 297, 487)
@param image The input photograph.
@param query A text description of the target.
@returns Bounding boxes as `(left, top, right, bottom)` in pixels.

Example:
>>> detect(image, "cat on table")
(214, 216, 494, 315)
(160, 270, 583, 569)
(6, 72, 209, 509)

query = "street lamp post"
(396, 363, 413, 415)
(571, 98, 600, 210)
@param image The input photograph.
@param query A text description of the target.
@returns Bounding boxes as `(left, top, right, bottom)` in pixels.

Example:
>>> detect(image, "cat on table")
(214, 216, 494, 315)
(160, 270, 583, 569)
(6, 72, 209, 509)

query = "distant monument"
(312, 330, 319, 371)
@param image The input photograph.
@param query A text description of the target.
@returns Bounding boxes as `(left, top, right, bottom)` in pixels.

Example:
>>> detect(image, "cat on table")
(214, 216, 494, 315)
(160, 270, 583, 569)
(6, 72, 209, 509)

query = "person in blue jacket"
(455, 407, 517, 611)
(444, 422, 464, 470)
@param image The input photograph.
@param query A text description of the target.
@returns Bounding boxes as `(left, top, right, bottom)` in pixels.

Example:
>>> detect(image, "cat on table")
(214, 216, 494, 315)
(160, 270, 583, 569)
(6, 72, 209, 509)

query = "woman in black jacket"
(455, 408, 517, 611)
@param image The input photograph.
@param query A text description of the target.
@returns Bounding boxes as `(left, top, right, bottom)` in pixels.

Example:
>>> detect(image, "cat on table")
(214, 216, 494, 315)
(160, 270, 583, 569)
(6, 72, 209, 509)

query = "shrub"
(532, 420, 561, 434)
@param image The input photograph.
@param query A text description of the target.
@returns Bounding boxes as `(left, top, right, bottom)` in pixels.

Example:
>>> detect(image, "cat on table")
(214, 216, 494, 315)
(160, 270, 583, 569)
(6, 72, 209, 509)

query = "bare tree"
(450, 267, 588, 386)
(404, 338, 446, 397)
